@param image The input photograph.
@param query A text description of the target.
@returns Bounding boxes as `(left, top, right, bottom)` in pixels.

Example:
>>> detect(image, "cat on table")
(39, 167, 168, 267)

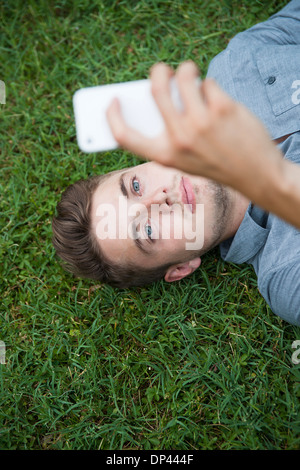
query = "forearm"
(268, 158, 300, 229)
(234, 150, 300, 229)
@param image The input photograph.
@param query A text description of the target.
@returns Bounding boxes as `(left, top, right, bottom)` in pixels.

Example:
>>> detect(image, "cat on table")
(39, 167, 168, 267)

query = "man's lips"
(180, 176, 196, 213)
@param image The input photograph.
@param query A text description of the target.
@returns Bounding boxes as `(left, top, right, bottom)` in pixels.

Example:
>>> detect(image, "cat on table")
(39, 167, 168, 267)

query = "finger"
(175, 61, 206, 117)
(106, 98, 161, 159)
(150, 63, 183, 136)
(201, 78, 234, 114)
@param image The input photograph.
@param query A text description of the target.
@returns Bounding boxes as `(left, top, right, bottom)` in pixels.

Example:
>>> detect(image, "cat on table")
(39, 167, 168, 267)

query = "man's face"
(91, 162, 230, 279)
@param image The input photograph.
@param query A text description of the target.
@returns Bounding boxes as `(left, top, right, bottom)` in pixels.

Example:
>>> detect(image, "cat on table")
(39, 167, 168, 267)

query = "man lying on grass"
(52, 1, 300, 326)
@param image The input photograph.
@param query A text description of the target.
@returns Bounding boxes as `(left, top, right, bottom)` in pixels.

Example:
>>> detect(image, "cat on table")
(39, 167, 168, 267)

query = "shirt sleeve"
(261, 261, 300, 326)
(230, 0, 300, 47)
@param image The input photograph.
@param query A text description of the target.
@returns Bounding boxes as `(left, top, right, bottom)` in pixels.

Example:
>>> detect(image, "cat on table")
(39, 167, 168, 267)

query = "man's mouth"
(180, 177, 196, 213)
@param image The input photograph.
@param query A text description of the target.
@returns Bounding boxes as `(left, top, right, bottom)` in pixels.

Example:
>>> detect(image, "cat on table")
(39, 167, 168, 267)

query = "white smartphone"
(73, 78, 187, 153)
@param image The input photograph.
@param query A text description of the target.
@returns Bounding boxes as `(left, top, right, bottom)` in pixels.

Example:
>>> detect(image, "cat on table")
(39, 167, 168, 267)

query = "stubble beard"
(199, 180, 232, 256)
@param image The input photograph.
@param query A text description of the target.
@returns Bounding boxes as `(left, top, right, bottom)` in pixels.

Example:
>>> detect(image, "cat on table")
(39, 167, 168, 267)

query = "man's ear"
(164, 257, 201, 283)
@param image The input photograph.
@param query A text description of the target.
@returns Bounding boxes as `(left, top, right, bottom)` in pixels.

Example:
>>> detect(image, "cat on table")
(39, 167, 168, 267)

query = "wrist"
(230, 146, 283, 211)
(256, 155, 300, 226)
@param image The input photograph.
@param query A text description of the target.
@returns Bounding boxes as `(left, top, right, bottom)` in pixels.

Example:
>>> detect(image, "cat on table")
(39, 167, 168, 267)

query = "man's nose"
(142, 188, 170, 210)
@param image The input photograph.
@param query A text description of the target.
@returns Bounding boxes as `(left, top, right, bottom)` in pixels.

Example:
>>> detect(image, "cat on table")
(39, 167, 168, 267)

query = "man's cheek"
(184, 204, 205, 250)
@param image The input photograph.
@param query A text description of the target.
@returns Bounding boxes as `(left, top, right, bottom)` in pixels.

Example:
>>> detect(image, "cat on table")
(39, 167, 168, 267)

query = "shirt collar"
(220, 204, 270, 264)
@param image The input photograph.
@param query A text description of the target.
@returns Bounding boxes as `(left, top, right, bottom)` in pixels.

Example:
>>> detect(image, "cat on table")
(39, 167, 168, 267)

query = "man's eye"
(145, 223, 152, 239)
(132, 179, 140, 193)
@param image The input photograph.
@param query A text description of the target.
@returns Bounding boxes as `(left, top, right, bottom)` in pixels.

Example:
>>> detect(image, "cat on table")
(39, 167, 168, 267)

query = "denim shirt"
(206, 0, 300, 325)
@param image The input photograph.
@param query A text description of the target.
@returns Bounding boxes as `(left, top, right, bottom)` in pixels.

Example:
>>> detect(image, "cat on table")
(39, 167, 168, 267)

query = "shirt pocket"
(256, 46, 300, 116)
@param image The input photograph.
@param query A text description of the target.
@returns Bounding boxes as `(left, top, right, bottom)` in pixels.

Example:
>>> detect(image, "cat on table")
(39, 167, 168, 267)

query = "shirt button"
(267, 76, 276, 85)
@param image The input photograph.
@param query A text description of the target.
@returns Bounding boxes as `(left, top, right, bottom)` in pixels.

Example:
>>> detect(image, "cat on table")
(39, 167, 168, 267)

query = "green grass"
(1, 0, 299, 450)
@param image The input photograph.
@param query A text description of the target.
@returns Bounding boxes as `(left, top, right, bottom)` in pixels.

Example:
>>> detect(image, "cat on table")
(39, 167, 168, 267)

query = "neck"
(222, 188, 250, 241)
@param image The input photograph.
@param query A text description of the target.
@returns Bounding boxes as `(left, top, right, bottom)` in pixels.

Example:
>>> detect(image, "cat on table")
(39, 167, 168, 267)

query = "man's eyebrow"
(119, 173, 128, 197)
(135, 236, 151, 255)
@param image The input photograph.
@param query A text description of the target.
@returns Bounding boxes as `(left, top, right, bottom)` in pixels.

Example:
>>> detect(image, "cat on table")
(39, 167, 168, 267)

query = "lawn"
(1, 0, 299, 450)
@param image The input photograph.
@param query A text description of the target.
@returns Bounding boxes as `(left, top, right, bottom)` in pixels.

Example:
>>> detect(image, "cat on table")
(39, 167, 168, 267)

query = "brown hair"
(52, 174, 175, 288)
